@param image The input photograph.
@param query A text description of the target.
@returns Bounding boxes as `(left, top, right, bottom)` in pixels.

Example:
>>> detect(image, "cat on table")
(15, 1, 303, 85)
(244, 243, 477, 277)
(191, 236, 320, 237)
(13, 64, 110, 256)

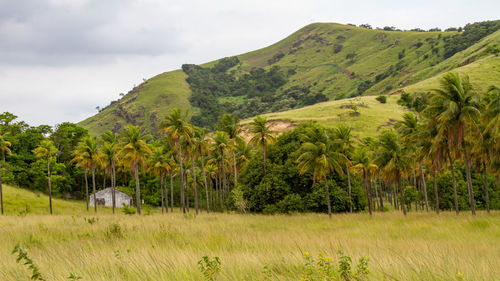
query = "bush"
(122, 205, 136, 215)
(375, 95, 387, 103)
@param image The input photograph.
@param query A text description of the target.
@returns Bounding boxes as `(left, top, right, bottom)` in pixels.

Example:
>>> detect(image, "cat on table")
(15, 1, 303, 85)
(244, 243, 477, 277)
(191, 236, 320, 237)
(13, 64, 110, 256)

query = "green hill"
(79, 21, 500, 136)
(0, 184, 90, 215)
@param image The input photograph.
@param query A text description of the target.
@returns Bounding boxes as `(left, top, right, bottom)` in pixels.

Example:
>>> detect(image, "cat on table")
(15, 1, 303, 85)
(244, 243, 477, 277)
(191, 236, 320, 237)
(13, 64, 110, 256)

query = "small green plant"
(104, 223, 124, 239)
(300, 251, 370, 281)
(67, 272, 82, 280)
(122, 205, 136, 215)
(456, 272, 465, 281)
(12, 243, 45, 280)
(84, 217, 99, 225)
(198, 255, 221, 281)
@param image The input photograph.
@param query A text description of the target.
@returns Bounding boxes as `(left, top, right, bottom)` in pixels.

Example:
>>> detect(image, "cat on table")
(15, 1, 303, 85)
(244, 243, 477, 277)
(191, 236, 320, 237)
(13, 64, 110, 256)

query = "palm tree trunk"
(364, 170, 372, 216)
(192, 157, 198, 214)
(48, 159, 53, 215)
(170, 173, 174, 212)
(134, 165, 141, 215)
(462, 141, 476, 215)
(398, 172, 406, 216)
(373, 179, 379, 211)
(433, 168, 439, 214)
(160, 173, 164, 214)
(448, 152, 459, 215)
(84, 169, 89, 212)
(178, 142, 185, 213)
(324, 179, 332, 219)
(263, 142, 267, 176)
(419, 164, 429, 212)
(378, 173, 384, 211)
(163, 174, 168, 213)
(233, 151, 238, 188)
(185, 173, 189, 212)
(346, 164, 352, 213)
(112, 163, 116, 214)
(92, 166, 96, 213)
(201, 152, 209, 213)
(393, 184, 398, 210)
(0, 160, 4, 215)
(483, 162, 490, 214)
(221, 151, 228, 211)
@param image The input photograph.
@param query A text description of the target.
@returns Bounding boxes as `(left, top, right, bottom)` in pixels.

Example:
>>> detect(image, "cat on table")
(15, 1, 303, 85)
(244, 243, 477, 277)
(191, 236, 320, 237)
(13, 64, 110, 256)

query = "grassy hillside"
(79, 22, 500, 136)
(1, 184, 119, 215)
(1, 212, 499, 280)
(241, 95, 406, 139)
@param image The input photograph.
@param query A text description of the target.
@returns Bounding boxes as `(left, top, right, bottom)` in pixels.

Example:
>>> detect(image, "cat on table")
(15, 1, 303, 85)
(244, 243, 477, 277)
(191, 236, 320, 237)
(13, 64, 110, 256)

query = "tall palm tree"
(212, 131, 230, 211)
(217, 114, 241, 188)
(352, 148, 378, 216)
(425, 72, 481, 215)
(375, 130, 411, 215)
(0, 134, 12, 215)
(73, 137, 99, 213)
(100, 131, 119, 214)
(192, 127, 210, 213)
(33, 140, 58, 215)
(297, 126, 346, 219)
(333, 125, 355, 213)
(119, 125, 152, 215)
(249, 116, 276, 176)
(160, 108, 192, 213)
(148, 146, 170, 213)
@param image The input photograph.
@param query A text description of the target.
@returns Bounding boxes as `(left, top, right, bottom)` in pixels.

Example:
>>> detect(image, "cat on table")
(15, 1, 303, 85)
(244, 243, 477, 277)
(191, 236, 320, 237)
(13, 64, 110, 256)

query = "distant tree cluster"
(443, 20, 500, 58)
(183, 57, 326, 129)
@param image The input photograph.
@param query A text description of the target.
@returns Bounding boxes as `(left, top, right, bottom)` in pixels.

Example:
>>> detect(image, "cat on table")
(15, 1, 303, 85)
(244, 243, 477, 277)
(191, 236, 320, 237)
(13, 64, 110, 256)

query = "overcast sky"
(1, 0, 499, 127)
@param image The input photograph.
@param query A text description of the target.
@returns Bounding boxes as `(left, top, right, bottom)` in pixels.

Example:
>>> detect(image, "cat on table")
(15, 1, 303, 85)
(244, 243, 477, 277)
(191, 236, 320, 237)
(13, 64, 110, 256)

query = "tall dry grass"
(1, 210, 499, 280)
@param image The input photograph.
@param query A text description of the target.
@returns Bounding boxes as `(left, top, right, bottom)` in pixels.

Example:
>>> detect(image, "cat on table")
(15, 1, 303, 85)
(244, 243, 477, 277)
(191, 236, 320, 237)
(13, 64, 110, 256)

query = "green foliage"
(67, 272, 82, 280)
(443, 20, 500, 58)
(231, 187, 248, 213)
(198, 256, 221, 281)
(299, 251, 370, 281)
(12, 242, 45, 280)
(375, 95, 387, 104)
(104, 223, 124, 239)
(122, 205, 136, 215)
(239, 124, 366, 214)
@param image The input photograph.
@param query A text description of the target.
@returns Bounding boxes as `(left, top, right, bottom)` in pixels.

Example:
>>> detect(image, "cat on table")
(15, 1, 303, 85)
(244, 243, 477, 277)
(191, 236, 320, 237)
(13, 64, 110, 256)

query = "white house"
(89, 188, 132, 207)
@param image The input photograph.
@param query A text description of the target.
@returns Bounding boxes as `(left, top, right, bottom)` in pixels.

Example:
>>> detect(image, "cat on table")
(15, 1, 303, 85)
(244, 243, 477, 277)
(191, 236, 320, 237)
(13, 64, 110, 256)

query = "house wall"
(90, 188, 132, 207)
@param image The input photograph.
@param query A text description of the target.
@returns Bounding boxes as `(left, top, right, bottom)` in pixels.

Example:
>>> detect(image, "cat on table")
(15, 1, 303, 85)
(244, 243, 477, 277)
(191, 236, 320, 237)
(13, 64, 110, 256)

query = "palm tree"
(425, 72, 481, 215)
(375, 130, 411, 215)
(0, 134, 12, 215)
(33, 140, 58, 215)
(160, 109, 192, 213)
(333, 125, 355, 213)
(119, 125, 152, 215)
(148, 145, 170, 213)
(217, 114, 241, 188)
(396, 113, 430, 211)
(249, 116, 276, 176)
(192, 127, 210, 213)
(100, 131, 119, 214)
(212, 131, 230, 211)
(73, 137, 99, 213)
(297, 126, 346, 218)
(352, 148, 378, 216)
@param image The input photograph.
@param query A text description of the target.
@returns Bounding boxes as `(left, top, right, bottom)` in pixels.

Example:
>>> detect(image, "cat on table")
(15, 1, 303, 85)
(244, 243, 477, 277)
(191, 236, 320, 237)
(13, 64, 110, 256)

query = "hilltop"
(79, 21, 500, 136)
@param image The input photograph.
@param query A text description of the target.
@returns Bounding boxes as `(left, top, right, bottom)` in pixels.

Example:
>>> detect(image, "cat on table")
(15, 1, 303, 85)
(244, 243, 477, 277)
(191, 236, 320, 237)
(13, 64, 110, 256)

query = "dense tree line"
(0, 72, 499, 217)
(443, 20, 500, 59)
(182, 57, 327, 129)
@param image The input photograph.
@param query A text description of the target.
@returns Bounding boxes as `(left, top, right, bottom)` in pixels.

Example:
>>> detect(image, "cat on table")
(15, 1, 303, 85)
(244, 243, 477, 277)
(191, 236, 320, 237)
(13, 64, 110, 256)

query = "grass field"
(1, 185, 499, 280)
(242, 95, 406, 138)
